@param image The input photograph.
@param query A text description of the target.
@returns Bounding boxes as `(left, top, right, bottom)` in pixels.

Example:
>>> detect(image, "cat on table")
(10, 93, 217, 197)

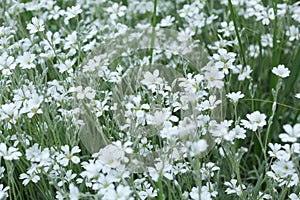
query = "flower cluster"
(0, 0, 300, 199)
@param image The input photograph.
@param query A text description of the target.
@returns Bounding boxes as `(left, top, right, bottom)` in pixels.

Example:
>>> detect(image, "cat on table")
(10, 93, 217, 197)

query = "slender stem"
(228, 0, 246, 67)
(271, 0, 279, 90)
(157, 172, 164, 200)
(150, 0, 158, 66)
(264, 79, 281, 151)
(242, 98, 300, 111)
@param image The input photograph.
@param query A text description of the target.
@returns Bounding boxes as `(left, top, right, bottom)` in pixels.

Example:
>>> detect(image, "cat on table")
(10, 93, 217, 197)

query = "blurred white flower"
(286, 25, 300, 41)
(190, 186, 212, 200)
(224, 179, 246, 197)
(241, 111, 267, 131)
(279, 124, 300, 143)
(17, 52, 36, 69)
(27, 17, 44, 34)
(272, 64, 290, 78)
(190, 139, 208, 156)
(261, 33, 273, 47)
(146, 108, 178, 126)
(69, 183, 79, 200)
(268, 143, 290, 161)
(0, 143, 22, 160)
(256, 7, 275, 25)
(226, 91, 245, 103)
(0, 184, 9, 199)
(64, 31, 78, 56)
(64, 5, 82, 24)
(226, 125, 246, 141)
(200, 95, 222, 111)
(213, 48, 236, 74)
(20, 93, 44, 118)
(69, 86, 96, 100)
(267, 160, 296, 179)
(204, 66, 224, 89)
(19, 172, 40, 186)
(106, 3, 127, 21)
(200, 162, 220, 180)
(58, 170, 77, 187)
(0, 52, 16, 76)
(289, 193, 300, 200)
(102, 185, 132, 200)
(95, 144, 126, 168)
(141, 70, 163, 92)
(159, 15, 175, 27)
(218, 21, 235, 37)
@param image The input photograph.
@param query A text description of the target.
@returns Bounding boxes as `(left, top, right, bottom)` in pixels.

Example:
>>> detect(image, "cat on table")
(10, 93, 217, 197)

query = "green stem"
(242, 98, 300, 111)
(158, 172, 164, 200)
(150, 0, 158, 66)
(271, 0, 279, 90)
(6, 161, 17, 199)
(264, 79, 281, 152)
(228, 0, 246, 67)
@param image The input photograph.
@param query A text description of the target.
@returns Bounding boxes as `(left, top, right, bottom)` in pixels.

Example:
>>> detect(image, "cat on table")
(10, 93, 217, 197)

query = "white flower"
(55, 59, 76, 74)
(200, 162, 220, 180)
(224, 179, 246, 197)
(146, 108, 178, 126)
(256, 8, 275, 25)
(159, 15, 175, 27)
(204, 66, 224, 89)
(279, 124, 300, 143)
(295, 93, 300, 99)
(106, 3, 127, 21)
(141, 70, 163, 92)
(64, 5, 82, 24)
(0, 184, 9, 199)
(286, 25, 300, 41)
(0, 52, 16, 76)
(58, 170, 77, 187)
(27, 17, 44, 34)
(17, 52, 36, 69)
(0, 103, 19, 125)
(268, 160, 296, 179)
(56, 145, 81, 166)
(218, 21, 235, 37)
(258, 192, 272, 200)
(272, 64, 290, 78)
(291, 143, 300, 154)
(226, 91, 245, 103)
(69, 183, 79, 200)
(289, 193, 300, 200)
(268, 143, 290, 161)
(19, 93, 44, 118)
(102, 185, 132, 200)
(261, 33, 273, 47)
(213, 48, 236, 74)
(69, 86, 96, 100)
(209, 120, 233, 138)
(64, 31, 78, 56)
(199, 95, 222, 111)
(95, 144, 126, 168)
(148, 158, 173, 181)
(19, 172, 40, 186)
(190, 139, 208, 156)
(190, 186, 212, 200)
(241, 111, 267, 131)
(226, 125, 246, 141)
(0, 143, 22, 160)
